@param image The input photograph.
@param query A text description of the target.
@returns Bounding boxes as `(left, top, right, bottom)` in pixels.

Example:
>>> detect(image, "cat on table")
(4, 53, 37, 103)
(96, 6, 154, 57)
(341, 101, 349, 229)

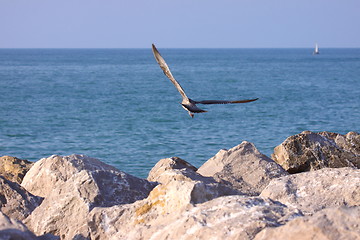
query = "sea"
(1, 48, 359, 178)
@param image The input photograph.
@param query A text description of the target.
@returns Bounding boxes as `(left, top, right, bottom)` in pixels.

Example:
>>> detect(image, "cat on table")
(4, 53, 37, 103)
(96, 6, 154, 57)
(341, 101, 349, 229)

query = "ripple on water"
(1, 48, 359, 177)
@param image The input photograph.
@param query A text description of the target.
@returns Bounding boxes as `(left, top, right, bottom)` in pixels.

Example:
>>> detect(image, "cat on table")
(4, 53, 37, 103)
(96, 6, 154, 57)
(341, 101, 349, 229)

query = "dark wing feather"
(152, 44, 189, 100)
(195, 98, 258, 105)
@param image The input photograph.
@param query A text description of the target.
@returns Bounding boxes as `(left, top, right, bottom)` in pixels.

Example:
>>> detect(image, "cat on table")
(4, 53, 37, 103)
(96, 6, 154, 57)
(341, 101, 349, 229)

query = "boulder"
(319, 131, 360, 155)
(197, 141, 288, 195)
(88, 195, 302, 240)
(22, 154, 156, 240)
(148, 156, 199, 184)
(0, 156, 33, 184)
(147, 157, 240, 205)
(272, 131, 360, 173)
(0, 211, 40, 240)
(0, 176, 43, 221)
(88, 157, 248, 239)
(21, 154, 155, 205)
(254, 206, 360, 240)
(260, 167, 360, 214)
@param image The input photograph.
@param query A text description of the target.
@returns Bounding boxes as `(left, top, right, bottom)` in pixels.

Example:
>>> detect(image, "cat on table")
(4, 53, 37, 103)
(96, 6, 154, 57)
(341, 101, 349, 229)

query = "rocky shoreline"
(0, 131, 359, 240)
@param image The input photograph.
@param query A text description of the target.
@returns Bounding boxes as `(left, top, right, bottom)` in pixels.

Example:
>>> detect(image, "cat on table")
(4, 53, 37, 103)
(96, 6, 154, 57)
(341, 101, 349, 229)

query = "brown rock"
(21, 154, 156, 202)
(272, 131, 360, 173)
(87, 156, 301, 239)
(88, 195, 302, 240)
(22, 154, 156, 239)
(197, 141, 288, 195)
(148, 157, 199, 184)
(260, 167, 360, 215)
(147, 157, 240, 204)
(88, 157, 245, 239)
(0, 176, 43, 221)
(0, 156, 33, 184)
(254, 206, 360, 240)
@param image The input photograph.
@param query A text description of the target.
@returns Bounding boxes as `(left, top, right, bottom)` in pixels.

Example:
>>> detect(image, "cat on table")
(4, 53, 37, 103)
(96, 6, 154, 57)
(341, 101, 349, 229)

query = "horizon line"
(1, 46, 359, 49)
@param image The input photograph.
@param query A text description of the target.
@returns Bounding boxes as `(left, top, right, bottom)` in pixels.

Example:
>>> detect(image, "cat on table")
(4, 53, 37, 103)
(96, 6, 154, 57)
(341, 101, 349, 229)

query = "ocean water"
(1, 48, 359, 178)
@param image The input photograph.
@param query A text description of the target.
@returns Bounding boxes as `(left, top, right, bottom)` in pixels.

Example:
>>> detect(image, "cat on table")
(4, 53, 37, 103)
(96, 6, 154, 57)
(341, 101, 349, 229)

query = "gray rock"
(254, 206, 360, 240)
(272, 131, 360, 173)
(320, 131, 360, 156)
(88, 195, 302, 240)
(197, 141, 287, 195)
(0, 176, 43, 221)
(22, 154, 155, 206)
(260, 167, 360, 214)
(22, 154, 156, 240)
(0, 156, 33, 184)
(0, 211, 50, 240)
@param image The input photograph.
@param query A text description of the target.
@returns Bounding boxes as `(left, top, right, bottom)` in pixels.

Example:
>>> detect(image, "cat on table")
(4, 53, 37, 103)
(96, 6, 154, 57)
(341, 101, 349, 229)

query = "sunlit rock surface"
(0, 135, 358, 239)
(21, 154, 156, 239)
(198, 141, 287, 195)
(260, 167, 360, 214)
(0, 156, 33, 184)
(254, 206, 360, 240)
(148, 156, 240, 202)
(88, 195, 302, 240)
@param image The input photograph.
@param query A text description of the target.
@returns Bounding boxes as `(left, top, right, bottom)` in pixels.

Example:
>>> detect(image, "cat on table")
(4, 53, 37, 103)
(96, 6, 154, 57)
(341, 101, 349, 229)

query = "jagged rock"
(148, 157, 240, 204)
(0, 211, 40, 240)
(0, 176, 43, 221)
(260, 167, 360, 215)
(0, 156, 33, 184)
(197, 141, 288, 195)
(21, 154, 156, 203)
(0, 211, 57, 240)
(148, 156, 199, 184)
(22, 154, 156, 240)
(88, 195, 302, 240)
(87, 157, 245, 239)
(254, 206, 360, 240)
(320, 131, 360, 155)
(272, 131, 360, 173)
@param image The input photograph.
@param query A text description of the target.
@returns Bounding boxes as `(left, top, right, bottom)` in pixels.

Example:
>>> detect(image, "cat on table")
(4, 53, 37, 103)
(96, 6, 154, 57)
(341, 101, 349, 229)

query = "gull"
(152, 44, 258, 118)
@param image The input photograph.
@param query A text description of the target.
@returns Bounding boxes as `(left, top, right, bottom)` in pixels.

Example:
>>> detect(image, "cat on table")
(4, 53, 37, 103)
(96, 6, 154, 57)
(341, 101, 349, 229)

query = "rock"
(147, 157, 240, 205)
(0, 176, 43, 221)
(22, 154, 156, 240)
(0, 211, 40, 240)
(87, 157, 246, 239)
(254, 206, 360, 240)
(88, 195, 302, 240)
(0, 156, 33, 184)
(21, 154, 156, 203)
(320, 131, 360, 155)
(148, 156, 199, 184)
(197, 141, 288, 195)
(272, 131, 360, 173)
(260, 167, 360, 214)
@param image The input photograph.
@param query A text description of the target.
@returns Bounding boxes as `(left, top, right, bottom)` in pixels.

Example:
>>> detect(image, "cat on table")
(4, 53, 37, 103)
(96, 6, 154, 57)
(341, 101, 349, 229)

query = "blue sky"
(1, 0, 359, 48)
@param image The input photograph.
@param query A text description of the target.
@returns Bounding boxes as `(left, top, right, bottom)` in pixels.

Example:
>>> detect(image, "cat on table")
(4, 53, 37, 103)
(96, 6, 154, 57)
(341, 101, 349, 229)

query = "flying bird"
(152, 44, 258, 118)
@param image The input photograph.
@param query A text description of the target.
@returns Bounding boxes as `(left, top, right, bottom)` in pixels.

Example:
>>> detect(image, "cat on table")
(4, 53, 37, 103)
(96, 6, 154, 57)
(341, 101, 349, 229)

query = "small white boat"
(313, 43, 320, 55)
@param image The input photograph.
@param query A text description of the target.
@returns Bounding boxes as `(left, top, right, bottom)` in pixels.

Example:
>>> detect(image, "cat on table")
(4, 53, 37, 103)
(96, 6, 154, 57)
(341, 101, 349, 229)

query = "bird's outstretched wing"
(152, 44, 189, 100)
(195, 98, 258, 105)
